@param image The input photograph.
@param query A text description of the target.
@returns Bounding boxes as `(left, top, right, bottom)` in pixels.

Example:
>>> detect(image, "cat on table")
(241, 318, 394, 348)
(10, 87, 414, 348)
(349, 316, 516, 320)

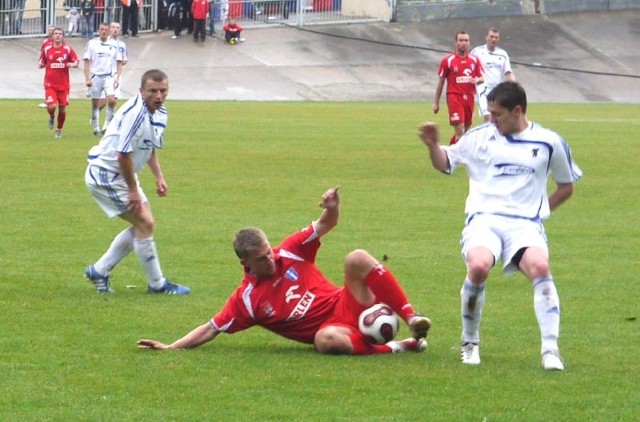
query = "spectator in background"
(207, 0, 216, 37)
(168, 0, 184, 39)
(66, 7, 80, 35)
(191, 0, 207, 42)
(223, 18, 241, 44)
(1, 0, 11, 35)
(121, 0, 139, 37)
(183, 0, 192, 34)
(80, 0, 95, 39)
(432, 31, 483, 145)
(93, 0, 104, 33)
(14, 0, 26, 35)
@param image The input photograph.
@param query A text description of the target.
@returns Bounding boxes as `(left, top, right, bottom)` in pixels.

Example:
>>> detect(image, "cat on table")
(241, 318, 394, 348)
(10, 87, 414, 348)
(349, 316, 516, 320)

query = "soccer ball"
(358, 303, 399, 345)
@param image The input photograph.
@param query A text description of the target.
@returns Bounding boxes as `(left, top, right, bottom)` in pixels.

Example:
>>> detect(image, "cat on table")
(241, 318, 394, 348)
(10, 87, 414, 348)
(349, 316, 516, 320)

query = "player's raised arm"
(418, 122, 450, 173)
(137, 321, 220, 350)
(313, 187, 340, 237)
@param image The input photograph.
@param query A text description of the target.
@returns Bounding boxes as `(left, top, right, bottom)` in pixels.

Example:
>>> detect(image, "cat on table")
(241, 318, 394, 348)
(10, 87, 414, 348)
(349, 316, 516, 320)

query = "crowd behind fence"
(0, 0, 380, 39)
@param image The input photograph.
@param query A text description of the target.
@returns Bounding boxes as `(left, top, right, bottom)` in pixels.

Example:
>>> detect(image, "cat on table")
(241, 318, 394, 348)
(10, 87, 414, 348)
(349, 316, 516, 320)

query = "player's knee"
(314, 327, 353, 355)
(467, 257, 492, 281)
(526, 259, 550, 279)
(344, 249, 375, 274)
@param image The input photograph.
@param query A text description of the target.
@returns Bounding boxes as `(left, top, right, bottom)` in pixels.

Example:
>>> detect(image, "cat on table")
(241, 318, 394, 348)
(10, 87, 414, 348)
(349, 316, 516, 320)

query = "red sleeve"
(279, 224, 321, 263)
(211, 285, 256, 334)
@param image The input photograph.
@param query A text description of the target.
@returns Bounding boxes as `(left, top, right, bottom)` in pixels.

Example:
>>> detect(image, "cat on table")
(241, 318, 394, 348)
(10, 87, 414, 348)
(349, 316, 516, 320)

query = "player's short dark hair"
(140, 69, 168, 88)
(233, 227, 268, 259)
(487, 81, 528, 113)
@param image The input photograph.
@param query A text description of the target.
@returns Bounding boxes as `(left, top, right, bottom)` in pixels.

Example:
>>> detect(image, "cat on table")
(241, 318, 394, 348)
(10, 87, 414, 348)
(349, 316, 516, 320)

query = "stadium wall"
(394, 0, 640, 22)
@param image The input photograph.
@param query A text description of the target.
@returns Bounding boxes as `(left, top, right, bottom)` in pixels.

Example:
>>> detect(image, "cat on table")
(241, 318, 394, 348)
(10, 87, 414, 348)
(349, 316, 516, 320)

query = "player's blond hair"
(233, 227, 268, 259)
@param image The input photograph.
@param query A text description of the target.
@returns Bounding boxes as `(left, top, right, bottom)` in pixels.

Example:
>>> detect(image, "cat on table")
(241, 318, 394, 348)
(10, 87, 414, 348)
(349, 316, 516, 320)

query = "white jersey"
(443, 121, 582, 221)
(110, 36, 128, 73)
(471, 44, 513, 89)
(87, 93, 168, 173)
(83, 37, 121, 76)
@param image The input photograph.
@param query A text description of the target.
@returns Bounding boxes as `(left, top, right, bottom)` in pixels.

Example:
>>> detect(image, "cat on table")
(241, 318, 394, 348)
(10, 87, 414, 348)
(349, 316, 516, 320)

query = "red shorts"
(446, 93, 474, 127)
(45, 88, 70, 107)
(319, 287, 369, 334)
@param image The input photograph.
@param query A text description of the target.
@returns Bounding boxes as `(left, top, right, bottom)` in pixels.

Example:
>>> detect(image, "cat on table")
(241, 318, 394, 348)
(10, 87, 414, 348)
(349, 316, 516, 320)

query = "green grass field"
(0, 100, 638, 421)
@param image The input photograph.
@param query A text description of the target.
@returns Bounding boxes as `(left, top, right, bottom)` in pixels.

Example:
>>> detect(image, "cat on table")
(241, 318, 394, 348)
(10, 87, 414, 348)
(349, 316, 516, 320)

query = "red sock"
(349, 332, 393, 355)
(364, 264, 415, 322)
(57, 110, 66, 130)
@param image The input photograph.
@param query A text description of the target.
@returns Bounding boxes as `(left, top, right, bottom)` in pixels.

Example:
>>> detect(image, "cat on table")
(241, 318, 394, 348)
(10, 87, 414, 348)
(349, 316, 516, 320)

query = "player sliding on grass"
(419, 81, 582, 371)
(138, 187, 431, 355)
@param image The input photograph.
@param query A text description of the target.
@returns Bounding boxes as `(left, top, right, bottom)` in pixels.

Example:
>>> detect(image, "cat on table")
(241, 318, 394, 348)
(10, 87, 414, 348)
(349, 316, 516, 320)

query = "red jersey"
(437, 51, 483, 96)
(41, 43, 79, 91)
(191, 0, 208, 19)
(212, 224, 342, 344)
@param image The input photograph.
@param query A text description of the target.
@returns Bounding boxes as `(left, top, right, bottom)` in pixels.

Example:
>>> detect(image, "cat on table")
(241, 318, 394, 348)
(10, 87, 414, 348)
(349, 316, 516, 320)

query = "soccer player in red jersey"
(39, 28, 79, 139)
(433, 31, 484, 145)
(138, 187, 432, 356)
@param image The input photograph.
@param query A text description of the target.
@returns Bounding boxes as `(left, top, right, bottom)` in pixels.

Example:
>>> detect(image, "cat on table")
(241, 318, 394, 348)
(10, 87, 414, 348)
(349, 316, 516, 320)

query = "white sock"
(94, 227, 134, 275)
(133, 237, 165, 289)
(105, 106, 115, 128)
(461, 279, 485, 345)
(533, 276, 560, 354)
(91, 107, 100, 127)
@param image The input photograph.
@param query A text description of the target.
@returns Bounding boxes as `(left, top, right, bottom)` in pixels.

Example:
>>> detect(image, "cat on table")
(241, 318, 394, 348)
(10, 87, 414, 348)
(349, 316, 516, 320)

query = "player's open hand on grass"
(137, 339, 169, 350)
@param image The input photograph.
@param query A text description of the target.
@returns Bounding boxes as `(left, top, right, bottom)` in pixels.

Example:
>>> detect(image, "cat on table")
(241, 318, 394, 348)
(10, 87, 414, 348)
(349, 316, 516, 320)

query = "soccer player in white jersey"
(84, 69, 190, 295)
(471, 28, 516, 122)
(418, 81, 582, 371)
(83, 22, 122, 136)
(97, 22, 129, 126)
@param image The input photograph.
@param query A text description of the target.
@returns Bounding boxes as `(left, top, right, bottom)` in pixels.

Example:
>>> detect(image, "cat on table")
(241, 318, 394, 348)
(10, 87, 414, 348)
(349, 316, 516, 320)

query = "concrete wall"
(395, 0, 640, 21)
(343, 0, 393, 21)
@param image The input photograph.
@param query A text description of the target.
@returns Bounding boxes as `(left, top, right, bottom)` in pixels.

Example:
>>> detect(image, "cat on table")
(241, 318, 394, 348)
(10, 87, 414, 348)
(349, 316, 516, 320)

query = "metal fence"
(0, 0, 383, 39)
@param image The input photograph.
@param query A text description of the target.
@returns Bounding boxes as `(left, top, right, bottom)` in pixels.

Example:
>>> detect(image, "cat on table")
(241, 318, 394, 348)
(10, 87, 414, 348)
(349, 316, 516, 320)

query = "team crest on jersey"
(261, 302, 275, 317)
(532, 148, 539, 157)
(284, 267, 299, 282)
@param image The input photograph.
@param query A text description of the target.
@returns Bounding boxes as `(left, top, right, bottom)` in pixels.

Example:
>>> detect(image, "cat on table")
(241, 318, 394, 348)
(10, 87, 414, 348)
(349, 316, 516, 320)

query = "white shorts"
(89, 74, 116, 99)
(461, 214, 548, 275)
(475, 83, 490, 118)
(85, 164, 148, 218)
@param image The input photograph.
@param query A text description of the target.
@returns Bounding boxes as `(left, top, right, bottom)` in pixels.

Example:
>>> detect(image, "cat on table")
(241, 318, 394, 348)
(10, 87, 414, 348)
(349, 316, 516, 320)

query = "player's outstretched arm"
(418, 122, 450, 173)
(137, 322, 220, 350)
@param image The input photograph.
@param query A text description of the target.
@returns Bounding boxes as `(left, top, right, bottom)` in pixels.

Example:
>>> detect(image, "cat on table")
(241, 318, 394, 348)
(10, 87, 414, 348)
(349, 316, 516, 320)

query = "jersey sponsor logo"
(285, 285, 301, 303)
(455, 75, 474, 84)
(494, 163, 535, 176)
(50, 63, 66, 69)
(284, 267, 299, 282)
(286, 290, 316, 321)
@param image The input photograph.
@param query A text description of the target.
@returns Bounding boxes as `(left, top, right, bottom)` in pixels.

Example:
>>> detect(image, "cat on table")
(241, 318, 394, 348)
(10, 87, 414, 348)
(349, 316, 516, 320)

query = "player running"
(38, 27, 79, 139)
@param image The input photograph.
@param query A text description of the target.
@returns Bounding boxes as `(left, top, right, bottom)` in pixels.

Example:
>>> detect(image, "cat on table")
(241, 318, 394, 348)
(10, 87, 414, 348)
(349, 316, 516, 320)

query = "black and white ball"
(358, 303, 400, 344)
